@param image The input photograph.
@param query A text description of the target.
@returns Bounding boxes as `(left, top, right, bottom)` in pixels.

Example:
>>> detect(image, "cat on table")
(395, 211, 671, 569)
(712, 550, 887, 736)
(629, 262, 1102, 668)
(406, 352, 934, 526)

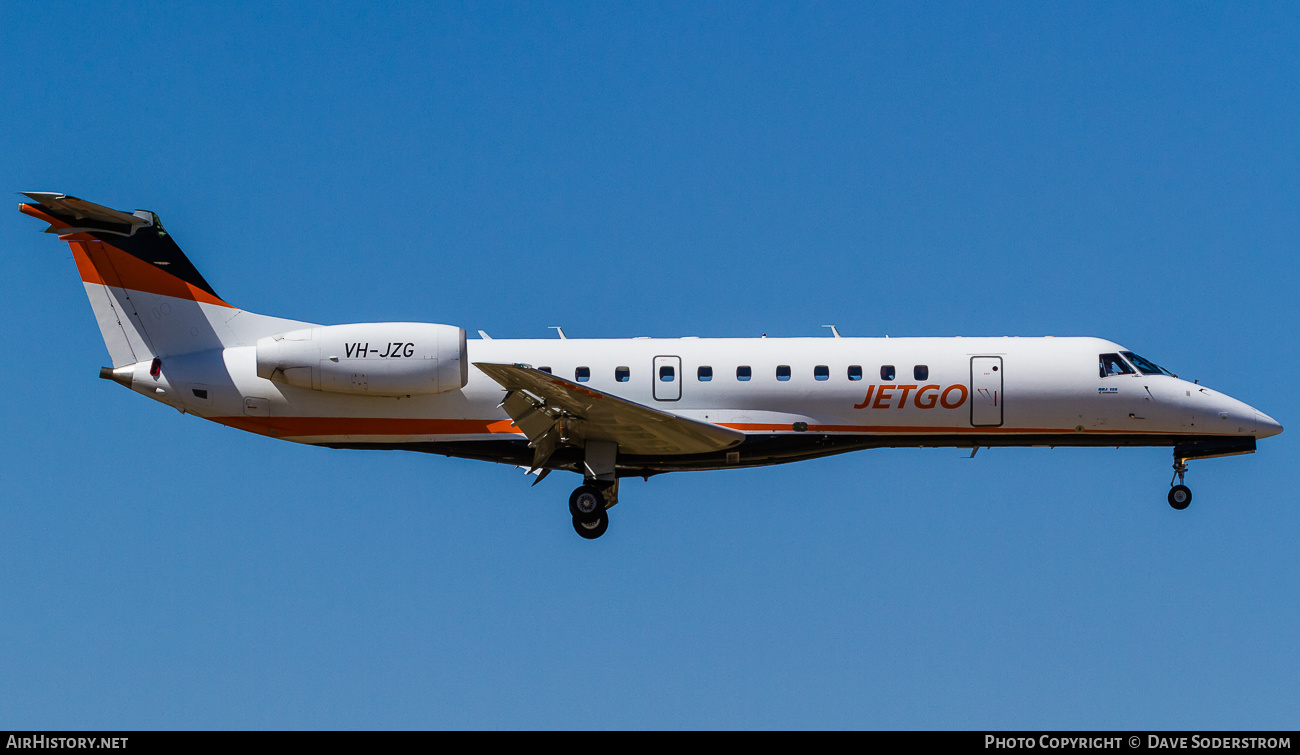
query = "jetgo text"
(854, 384, 968, 410)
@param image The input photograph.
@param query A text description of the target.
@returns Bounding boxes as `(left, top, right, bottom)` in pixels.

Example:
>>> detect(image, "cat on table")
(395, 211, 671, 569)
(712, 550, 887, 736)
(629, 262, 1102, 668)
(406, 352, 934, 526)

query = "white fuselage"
(135, 332, 1278, 475)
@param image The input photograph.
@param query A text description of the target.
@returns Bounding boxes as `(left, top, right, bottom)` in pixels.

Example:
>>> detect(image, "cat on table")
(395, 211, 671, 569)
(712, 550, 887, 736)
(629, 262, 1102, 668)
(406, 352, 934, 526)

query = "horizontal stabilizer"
(20, 192, 154, 237)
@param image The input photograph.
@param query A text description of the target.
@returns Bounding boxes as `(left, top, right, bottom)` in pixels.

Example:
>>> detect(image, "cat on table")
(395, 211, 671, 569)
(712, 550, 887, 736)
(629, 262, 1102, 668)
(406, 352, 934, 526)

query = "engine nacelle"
(256, 323, 468, 397)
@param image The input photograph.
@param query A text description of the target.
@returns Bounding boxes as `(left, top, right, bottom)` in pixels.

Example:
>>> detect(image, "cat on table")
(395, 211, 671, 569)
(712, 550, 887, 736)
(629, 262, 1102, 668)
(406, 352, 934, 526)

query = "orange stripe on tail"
(72, 238, 233, 308)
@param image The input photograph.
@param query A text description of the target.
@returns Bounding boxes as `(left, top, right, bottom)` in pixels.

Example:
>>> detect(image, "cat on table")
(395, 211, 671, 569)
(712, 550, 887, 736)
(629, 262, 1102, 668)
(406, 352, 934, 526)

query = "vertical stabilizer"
(20, 193, 309, 366)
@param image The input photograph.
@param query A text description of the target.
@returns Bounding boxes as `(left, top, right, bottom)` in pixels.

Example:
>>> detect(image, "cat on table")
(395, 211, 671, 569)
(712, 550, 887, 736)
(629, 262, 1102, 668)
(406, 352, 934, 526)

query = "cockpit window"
(1099, 353, 1135, 378)
(1121, 351, 1175, 377)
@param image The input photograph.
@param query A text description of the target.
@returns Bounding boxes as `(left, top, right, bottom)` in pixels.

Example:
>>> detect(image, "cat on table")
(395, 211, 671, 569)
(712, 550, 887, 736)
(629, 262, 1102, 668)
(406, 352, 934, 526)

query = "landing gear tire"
(573, 511, 609, 539)
(569, 485, 606, 521)
(1168, 485, 1192, 510)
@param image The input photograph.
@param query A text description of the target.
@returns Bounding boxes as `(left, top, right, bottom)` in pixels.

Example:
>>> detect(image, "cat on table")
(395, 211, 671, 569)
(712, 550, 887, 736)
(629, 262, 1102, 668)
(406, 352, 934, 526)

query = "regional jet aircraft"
(20, 193, 1283, 539)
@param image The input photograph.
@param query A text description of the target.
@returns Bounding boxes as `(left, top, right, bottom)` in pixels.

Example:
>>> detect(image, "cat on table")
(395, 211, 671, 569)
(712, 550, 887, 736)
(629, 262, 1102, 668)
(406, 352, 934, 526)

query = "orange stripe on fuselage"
(208, 416, 522, 438)
(206, 416, 1232, 441)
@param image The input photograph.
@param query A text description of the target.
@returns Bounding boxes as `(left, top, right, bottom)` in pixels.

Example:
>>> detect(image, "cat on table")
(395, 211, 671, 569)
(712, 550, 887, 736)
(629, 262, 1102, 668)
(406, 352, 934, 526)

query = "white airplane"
(22, 193, 1283, 539)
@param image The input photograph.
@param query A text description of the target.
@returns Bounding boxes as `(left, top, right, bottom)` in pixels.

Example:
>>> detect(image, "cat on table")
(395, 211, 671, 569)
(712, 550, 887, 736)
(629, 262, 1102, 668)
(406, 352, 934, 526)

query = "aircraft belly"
(315, 429, 1219, 477)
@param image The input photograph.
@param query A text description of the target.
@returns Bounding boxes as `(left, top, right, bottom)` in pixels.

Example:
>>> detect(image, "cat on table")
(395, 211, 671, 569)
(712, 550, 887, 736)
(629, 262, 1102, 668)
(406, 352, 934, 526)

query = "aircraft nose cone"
(1256, 411, 1283, 438)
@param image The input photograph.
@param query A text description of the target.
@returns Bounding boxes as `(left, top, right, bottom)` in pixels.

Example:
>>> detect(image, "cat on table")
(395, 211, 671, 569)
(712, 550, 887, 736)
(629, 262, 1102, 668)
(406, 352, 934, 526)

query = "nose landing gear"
(1163, 438, 1258, 512)
(1168, 458, 1192, 510)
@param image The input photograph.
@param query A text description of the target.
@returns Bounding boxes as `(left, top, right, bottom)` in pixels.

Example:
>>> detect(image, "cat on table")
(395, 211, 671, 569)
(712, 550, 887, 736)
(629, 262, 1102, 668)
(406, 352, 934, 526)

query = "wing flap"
(476, 362, 744, 462)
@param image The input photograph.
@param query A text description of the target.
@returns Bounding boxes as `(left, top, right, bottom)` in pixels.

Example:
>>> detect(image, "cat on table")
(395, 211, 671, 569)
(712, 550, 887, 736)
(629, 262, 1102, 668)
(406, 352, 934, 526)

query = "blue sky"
(1, 2, 1296, 729)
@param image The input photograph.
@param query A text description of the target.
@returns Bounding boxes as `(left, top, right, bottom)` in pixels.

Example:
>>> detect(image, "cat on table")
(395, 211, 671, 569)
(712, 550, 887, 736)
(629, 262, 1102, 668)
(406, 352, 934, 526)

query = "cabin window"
(737, 366, 752, 381)
(848, 365, 863, 381)
(659, 365, 675, 382)
(576, 366, 590, 382)
(880, 365, 896, 381)
(776, 365, 791, 381)
(698, 366, 713, 381)
(615, 367, 630, 382)
(1099, 353, 1135, 378)
(914, 365, 929, 381)
(814, 365, 829, 381)
(538, 366, 552, 374)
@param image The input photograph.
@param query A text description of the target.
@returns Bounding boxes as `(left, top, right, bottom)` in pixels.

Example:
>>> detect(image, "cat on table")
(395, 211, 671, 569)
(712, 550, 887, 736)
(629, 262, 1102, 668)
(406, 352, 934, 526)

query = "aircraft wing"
(474, 362, 744, 469)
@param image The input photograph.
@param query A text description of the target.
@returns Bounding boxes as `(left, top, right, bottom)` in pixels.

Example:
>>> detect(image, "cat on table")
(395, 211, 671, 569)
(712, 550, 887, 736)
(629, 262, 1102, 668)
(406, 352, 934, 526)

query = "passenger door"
(970, 356, 1003, 426)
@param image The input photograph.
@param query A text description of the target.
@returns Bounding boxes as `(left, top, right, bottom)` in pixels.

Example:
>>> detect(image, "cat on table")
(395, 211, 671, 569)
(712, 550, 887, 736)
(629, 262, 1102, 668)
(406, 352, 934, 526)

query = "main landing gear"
(565, 440, 618, 539)
(569, 484, 609, 539)
(1168, 458, 1192, 510)
(569, 481, 619, 539)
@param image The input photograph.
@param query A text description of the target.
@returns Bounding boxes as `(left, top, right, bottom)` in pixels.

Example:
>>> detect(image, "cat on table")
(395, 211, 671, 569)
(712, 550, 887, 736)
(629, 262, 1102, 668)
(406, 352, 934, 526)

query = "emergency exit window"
(659, 365, 675, 382)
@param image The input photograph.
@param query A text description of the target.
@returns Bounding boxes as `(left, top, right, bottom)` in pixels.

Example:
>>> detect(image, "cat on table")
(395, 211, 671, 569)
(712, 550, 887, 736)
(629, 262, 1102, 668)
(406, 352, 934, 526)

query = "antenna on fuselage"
(548, 327, 567, 339)
(822, 325, 842, 338)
